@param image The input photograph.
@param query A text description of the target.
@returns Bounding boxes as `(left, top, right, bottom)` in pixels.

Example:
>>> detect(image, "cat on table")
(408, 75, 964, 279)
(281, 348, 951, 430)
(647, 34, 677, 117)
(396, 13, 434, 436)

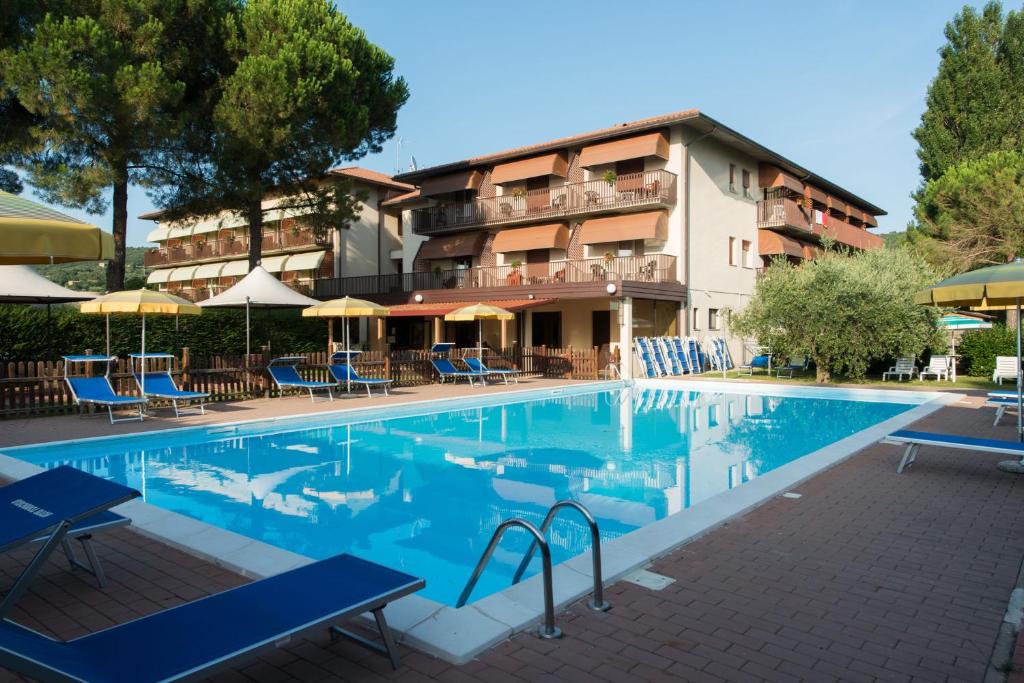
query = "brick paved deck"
(3, 391, 1024, 682)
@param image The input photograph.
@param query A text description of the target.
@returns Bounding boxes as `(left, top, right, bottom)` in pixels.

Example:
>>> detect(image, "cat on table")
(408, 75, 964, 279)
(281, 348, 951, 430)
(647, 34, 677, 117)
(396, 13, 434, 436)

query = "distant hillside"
(36, 246, 149, 292)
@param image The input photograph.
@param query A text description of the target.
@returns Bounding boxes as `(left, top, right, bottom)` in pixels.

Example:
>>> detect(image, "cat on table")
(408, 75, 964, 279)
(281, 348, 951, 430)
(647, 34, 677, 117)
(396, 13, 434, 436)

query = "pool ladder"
(455, 500, 609, 639)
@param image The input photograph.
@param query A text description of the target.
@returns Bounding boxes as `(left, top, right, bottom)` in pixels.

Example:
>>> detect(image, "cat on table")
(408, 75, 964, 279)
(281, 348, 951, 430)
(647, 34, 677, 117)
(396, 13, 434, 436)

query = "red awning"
(386, 298, 556, 317)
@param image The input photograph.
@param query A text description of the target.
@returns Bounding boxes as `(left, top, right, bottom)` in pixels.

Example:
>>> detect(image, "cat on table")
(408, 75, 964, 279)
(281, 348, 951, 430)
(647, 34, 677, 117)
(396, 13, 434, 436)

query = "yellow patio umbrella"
(302, 297, 390, 392)
(0, 191, 115, 264)
(80, 290, 201, 397)
(915, 258, 1024, 457)
(444, 303, 515, 362)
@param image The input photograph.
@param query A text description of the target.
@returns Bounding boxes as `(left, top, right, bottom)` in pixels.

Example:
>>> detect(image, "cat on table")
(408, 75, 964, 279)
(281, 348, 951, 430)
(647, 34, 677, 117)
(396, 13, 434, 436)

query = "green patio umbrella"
(915, 259, 1024, 460)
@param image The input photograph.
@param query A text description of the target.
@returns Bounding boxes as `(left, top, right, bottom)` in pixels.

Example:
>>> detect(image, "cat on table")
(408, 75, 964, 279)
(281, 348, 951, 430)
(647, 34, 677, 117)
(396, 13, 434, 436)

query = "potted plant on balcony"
(507, 260, 523, 286)
(603, 170, 617, 186)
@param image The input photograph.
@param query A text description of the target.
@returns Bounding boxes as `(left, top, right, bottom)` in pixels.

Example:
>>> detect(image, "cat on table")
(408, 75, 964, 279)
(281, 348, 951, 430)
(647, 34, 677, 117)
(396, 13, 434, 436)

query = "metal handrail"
(511, 500, 610, 612)
(456, 518, 561, 639)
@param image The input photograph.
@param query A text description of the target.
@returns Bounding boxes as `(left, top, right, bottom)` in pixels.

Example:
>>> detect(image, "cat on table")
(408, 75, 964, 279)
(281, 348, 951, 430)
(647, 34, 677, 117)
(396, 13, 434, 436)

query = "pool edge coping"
(0, 380, 961, 664)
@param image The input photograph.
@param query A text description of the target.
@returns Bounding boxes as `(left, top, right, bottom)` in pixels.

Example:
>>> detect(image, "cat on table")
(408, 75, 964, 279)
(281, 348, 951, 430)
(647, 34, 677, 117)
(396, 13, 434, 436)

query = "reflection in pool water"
(11, 387, 911, 604)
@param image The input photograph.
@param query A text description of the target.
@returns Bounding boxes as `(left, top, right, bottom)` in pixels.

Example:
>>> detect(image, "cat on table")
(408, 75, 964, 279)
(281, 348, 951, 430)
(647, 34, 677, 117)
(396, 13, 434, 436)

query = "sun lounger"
(881, 429, 1024, 473)
(268, 356, 334, 401)
(993, 356, 1020, 384)
(463, 356, 521, 384)
(0, 552, 425, 679)
(739, 354, 771, 376)
(1, 466, 139, 618)
(986, 393, 1021, 426)
(882, 357, 918, 382)
(327, 362, 393, 397)
(64, 356, 148, 424)
(776, 355, 810, 379)
(430, 357, 486, 386)
(133, 371, 209, 417)
(919, 355, 950, 381)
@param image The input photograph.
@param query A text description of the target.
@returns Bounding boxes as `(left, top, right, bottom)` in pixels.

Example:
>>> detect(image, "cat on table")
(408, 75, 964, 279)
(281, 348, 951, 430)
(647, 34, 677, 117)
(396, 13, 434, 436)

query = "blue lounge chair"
(739, 354, 771, 376)
(684, 338, 705, 375)
(430, 357, 487, 386)
(131, 354, 209, 417)
(1, 466, 139, 618)
(463, 356, 521, 384)
(882, 429, 1024, 473)
(776, 355, 810, 379)
(327, 362, 393, 397)
(987, 392, 1020, 426)
(0, 553, 425, 679)
(63, 356, 147, 424)
(268, 356, 334, 402)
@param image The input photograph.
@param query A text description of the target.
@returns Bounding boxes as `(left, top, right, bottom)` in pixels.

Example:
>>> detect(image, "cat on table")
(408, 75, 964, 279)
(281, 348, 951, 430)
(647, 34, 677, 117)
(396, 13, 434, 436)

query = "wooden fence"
(0, 345, 601, 418)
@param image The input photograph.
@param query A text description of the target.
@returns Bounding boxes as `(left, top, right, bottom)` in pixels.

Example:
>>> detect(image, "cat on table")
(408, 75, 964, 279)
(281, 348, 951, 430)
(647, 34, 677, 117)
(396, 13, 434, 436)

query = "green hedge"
(0, 305, 328, 361)
(957, 324, 1017, 377)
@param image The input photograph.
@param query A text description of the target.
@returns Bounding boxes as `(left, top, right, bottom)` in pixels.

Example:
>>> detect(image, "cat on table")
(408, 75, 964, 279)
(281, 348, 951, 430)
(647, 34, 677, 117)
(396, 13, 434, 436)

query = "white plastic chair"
(882, 357, 917, 382)
(919, 355, 949, 381)
(993, 356, 1020, 384)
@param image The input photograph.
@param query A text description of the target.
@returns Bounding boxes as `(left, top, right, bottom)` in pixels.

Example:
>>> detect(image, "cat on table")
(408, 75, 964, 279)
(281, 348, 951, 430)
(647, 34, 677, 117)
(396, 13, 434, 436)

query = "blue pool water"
(7, 385, 914, 605)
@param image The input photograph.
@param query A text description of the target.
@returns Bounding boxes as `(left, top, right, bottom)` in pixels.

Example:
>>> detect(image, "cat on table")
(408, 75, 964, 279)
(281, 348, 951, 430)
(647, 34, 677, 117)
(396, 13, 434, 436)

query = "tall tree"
(913, 1, 1024, 183)
(730, 248, 943, 383)
(150, 0, 409, 269)
(0, 0, 47, 195)
(1, 1, 231, 289)
(912, 150, 1024, 271)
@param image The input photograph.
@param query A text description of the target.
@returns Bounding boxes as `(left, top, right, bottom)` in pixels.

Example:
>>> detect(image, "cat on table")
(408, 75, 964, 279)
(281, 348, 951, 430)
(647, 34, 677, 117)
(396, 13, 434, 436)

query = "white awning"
(146, 226, 170, 243)
(167, 265, 198, 282)
(147, 269, 174, 284)
(260, 255, 289, 273)
(283, 251, 326, 272)
(194, 262, 227, 279)
(222, 260, 250, 277)
(166, 224, 193, 240)
(192, 223, 221, 236)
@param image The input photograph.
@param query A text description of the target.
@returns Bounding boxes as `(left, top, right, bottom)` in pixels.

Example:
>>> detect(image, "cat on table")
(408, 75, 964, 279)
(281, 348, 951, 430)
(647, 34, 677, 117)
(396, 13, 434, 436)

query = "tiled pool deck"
(2, 384, 1024, 682)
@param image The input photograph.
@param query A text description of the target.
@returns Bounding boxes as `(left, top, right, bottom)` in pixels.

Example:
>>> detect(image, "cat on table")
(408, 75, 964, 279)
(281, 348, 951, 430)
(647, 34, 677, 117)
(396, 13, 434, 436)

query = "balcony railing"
(410, 170, 678, 235)
(143, 230, 326, 268)
(757, 197, 882, 251)
(315, 254, 678, 299)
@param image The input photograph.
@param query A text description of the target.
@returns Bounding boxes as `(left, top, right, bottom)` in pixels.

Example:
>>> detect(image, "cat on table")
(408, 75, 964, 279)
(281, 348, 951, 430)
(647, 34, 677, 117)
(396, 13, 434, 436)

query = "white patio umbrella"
(0, 265, 96, 357)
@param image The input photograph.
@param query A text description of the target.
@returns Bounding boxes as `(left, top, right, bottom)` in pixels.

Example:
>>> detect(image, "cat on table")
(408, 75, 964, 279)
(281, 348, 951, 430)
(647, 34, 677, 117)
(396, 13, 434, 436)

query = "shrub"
(958, 324, 1017, 377)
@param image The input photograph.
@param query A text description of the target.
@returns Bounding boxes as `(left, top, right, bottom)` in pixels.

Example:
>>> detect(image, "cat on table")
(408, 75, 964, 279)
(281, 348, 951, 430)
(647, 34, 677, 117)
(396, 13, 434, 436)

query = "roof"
(380, 189, 422, 208)
(395, 109, 886, 216)
(328, 167, 415, 192)
(138, 167, 412, 221)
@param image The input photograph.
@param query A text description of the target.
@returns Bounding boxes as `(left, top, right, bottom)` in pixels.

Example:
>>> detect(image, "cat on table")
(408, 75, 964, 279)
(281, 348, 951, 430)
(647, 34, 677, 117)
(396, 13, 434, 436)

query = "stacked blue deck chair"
(671, 337, 692, 374)
(131, 353, 209, 417)
(0, 553, 425, 679)
(268, 356, 335, 401)
(463, 356, 521, 384)
(633, 338, 659, 377)
(327, 351, 393, 397)
(63, 355, 148, 424)
(657, 338, 684, 375)
(429, 343, 487, 385)
(684, 338, 705, 374)
(1, 466, 139, 619)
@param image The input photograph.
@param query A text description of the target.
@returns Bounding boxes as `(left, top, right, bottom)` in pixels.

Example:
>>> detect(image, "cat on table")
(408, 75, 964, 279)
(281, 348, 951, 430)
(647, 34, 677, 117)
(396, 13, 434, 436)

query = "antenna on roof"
(409, 155, 418, 172)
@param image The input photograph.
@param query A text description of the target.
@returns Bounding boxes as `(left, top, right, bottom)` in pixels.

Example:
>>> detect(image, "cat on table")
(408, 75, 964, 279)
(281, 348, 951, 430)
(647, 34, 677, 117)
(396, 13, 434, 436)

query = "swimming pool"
(5, 382, 928, 606)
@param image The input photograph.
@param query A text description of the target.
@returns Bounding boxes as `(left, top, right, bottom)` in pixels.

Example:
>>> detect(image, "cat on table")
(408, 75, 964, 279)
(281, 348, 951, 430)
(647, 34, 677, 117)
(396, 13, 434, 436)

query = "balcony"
(144, 230, 327, 268)
(410, 170, 678, 236)
(757, 197, 882, 251)
(315, 254, 678, 299)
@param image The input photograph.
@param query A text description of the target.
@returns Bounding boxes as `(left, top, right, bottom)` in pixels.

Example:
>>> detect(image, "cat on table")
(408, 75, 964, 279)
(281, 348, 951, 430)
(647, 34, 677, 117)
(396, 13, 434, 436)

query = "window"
(708, 308, 720, 330)
(728, 237, 737, 266)
(741, 240, 752, 268)
(728, 164, 736, 193)
(742, 169, 751, 198)
(692, 307, 701, 330)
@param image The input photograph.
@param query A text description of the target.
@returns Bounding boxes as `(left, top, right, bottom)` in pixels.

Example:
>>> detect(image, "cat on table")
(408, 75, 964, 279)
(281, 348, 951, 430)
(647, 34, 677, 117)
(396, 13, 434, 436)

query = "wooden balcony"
(143, 230, 327, 268)
(757, 197, 882, 251)
(315, 254, 678, 299)
(410, 170, 678, 236)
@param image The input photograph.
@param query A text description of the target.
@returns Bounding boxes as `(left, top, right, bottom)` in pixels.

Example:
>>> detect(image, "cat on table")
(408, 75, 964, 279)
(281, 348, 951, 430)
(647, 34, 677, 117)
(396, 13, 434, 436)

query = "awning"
(166, 224, 193, 240)
(490, 152, 568, 185)
(194, 262, 227, 279)
(167, 265, 198, 282)
(863, 213, 878, 227)
(146, 226, 170, 243)
(147, 268, 173, 284)
(757, 229, 804, 259)
(260, 255, 289, 273)
(284, 250, 326, 271)
(758, 164, 804, 194)
(579, 131, 669, 167)
(222, 260, 250, 277)
(577, 211, 668, 245)
(416, 231, 487, 260)
(386, 298, 556, 317)
(420, 169, 483, 197)
(827, 197, 848, 216)
(805, 185, 828, 205)
(491, 223, 569, 253)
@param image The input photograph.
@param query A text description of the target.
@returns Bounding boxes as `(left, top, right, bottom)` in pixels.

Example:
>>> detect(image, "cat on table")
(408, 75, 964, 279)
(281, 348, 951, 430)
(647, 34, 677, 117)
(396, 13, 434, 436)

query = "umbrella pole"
(141, 313, 146, 400)
(1017, 297, 1022, 444)
(245, 298, 251, 396)
(479, 319, 483, 362)
(105, 314, 110, 357)
(46, 303, 51, 361)
(346, 319, 351, 394)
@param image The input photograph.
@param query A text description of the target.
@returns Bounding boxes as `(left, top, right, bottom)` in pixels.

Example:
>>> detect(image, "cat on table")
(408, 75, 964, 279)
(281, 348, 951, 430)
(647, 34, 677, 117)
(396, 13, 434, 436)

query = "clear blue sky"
(41, 0, 982, 246)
